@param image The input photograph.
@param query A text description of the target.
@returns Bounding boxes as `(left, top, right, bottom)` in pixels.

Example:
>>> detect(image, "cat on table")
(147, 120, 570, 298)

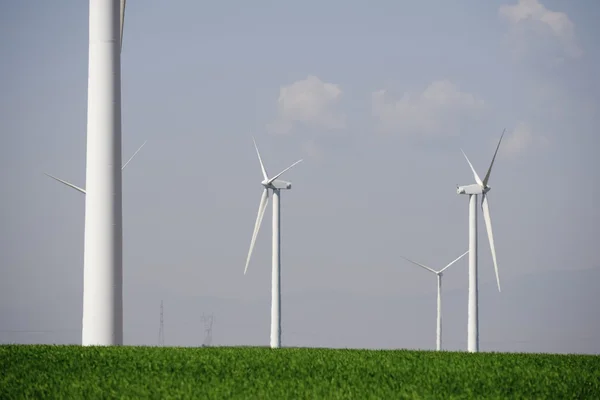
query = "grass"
(1, 345, 599, 399)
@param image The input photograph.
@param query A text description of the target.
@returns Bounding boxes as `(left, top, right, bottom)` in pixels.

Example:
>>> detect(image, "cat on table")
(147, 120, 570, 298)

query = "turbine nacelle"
(262, 179, 292, 190)
(457, 184, 489, 195)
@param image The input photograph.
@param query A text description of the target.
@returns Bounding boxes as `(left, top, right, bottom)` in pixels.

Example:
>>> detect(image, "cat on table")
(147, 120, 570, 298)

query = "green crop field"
(1, 345, 599, 399)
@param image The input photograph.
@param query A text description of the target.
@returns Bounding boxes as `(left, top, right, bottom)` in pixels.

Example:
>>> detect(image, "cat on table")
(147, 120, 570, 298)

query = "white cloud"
(267, 75, 345, 135)
(499, 0, 582, 59)
(371, 80, 485, 137)
(502, 121, 549, 156)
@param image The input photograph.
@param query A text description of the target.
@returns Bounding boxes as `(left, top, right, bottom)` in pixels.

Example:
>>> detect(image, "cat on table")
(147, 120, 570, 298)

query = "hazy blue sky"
(1, 0, 599, 353)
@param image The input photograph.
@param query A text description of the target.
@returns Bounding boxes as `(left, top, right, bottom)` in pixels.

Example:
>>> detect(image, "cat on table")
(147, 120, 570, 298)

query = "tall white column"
(467, 194, 478, 352)
(271, 189, 281, 348)
(82, 0, 123, 346)
(436, 274, 442, 351)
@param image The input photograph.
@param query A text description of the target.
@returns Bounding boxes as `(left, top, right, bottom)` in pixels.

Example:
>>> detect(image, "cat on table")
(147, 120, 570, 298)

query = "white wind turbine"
(244, 137, 302, 349)
(44, 141, 146, 194)
(399, 250, 469, 351)
(456, 130, 505, 353)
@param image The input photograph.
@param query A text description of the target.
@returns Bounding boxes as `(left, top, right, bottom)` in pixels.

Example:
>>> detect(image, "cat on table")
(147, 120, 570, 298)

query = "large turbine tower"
(81, 0, 127, 346)
(399, 250, 468, 351)
(456, 130, 505, 352)
(244, 137, 302, 349)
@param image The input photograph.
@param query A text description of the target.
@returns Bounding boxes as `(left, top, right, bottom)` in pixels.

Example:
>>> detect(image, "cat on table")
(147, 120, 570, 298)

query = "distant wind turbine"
(399, 250, 469, 351)
(456, 130, 505, 352)
(44, 141, 147, 194)
(244, 137, 302, 349)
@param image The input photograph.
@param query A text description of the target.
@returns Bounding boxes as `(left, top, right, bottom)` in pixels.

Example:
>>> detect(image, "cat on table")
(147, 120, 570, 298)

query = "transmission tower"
(201, 313, 214, 347)
(158, 300, 165, 346)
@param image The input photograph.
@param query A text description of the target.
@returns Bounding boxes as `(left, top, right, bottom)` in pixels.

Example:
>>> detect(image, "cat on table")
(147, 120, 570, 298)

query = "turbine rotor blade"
(439, 250, 469, 273)
(399, 255, 437, 274)
(244, 188, 269, 274)
(44, 173, 86, 194)
(122, 140, 147, 170)
(252, 137, 268, 180)
(482, 129, 505, 187)
(461, 149, 483, 187)
(482, 193, 501, 292)
(120, 0, 126, 52)
(267, 159, 303, 184)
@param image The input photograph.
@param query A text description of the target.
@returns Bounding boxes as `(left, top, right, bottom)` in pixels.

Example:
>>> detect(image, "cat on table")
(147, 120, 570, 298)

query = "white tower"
(244, 138, 302, 348)
(81, 0, 126, 346)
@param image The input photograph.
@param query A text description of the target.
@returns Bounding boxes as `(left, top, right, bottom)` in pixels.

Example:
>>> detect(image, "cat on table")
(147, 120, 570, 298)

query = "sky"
(1, 0, 599, 353)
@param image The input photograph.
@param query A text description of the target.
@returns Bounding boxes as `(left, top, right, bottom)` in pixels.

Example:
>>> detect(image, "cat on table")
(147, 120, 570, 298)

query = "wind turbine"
(44, 141, 146, 194)
(244, 137, 302, 349)
(399, 250, 469, 351)
(456, 130, 505, 353)
(79, 0, 127, 345)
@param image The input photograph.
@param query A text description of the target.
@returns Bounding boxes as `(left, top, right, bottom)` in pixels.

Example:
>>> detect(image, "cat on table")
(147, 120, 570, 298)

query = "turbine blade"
(120, 0, 126, 52)
(252, 137, 269, 181)
(482, 193, 501, 292)
(461, 149, 483, 187)
(244, 188, 269, 274)
(44, 173, 86, 194)
(439, 250, 469, 273)
(399, 255, 437, 274)
(122, 140, 147, 170)
(267, 159, 303, 184)
(482, 129, 505, 187)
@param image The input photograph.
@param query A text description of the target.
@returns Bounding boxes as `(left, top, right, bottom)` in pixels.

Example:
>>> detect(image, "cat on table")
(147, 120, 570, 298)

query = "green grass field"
(1, 345, 599, 399)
